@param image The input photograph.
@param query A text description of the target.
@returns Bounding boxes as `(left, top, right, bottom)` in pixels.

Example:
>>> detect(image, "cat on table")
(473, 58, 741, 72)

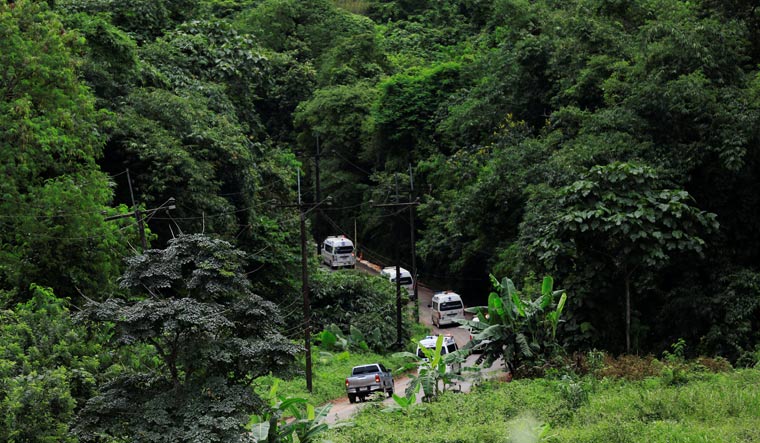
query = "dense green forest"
(2, 0, 760, 440)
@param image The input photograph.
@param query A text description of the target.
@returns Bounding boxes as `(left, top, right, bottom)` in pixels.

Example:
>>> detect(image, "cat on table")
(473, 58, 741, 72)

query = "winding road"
(322, 259, 503, 424)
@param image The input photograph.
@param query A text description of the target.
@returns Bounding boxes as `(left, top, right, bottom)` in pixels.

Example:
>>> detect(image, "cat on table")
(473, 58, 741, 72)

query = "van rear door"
(439, 299, 464, 324)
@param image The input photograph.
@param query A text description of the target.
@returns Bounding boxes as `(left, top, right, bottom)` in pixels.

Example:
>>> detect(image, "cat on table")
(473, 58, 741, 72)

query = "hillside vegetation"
(329, 369, 760, 443)
(2, 0, 760, 441)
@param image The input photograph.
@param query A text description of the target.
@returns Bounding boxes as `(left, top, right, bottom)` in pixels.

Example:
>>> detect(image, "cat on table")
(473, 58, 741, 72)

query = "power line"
(10, 220, 139, 242)
(327, 149, 372, 176)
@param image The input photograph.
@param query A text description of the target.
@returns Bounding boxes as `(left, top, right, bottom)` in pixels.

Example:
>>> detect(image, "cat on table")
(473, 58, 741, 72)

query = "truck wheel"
(386, 386, 394, 398)
(348, 394, 356, 404)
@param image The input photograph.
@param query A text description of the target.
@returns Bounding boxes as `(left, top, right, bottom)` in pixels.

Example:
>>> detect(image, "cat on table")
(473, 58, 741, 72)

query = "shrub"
(695, 356, 732, 373)
(598, 355, 661, 380)
(310, 270, 410, 352)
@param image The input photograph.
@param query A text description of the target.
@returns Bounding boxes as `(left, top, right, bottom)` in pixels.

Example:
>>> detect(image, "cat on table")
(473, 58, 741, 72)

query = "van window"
(335, 246, 353, 254)
(394, 276, 413, 285)
(446, 343, 457, 354)
(432, 302, 439, 310)
(440, 300, 463, 311)
(324, 244, 333, 253)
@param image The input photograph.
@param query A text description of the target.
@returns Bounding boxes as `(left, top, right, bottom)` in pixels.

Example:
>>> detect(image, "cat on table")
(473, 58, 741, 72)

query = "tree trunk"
(624, 270, 631, 354)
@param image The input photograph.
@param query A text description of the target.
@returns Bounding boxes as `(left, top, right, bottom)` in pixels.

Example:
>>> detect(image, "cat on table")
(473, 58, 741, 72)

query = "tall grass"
(326, 369, 760, 443)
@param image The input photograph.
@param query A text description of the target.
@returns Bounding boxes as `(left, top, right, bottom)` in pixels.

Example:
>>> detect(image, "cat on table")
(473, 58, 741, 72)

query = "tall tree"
(0, 0, 131, 301)
(76, 234, 300, 442)
(529, 162, 718, 352)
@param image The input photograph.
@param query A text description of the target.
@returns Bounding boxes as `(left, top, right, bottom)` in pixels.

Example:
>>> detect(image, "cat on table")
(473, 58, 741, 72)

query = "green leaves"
(251, 380, 332, 443)
(394, 335, 462, 402)
(310, 271, 408, 352)
(77, 235, 300, 442)
(0, 284, 100, 443)
(464, 274, 568, 375)
(530, 161, 718, 350)
(1, 1, 131, 301)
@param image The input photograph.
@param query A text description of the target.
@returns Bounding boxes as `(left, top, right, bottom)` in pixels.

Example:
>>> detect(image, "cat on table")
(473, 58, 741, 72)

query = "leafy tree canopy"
(76, 234, 301, 443)
(0, 0, 131, 301)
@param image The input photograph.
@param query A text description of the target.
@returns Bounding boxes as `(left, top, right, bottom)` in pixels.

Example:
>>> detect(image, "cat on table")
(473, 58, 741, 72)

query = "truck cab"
(345, 363, 394, 403)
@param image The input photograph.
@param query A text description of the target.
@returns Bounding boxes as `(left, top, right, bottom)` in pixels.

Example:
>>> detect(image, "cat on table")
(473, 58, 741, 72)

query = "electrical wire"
(327, 150, 373, 176)
(8, 220, 139, 242)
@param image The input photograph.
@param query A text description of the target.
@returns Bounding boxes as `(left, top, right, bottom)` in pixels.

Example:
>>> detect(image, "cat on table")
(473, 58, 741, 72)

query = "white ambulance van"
(415, 335, 462, 374)
(430, 291, 465, 327)
(380, 266, 415, 298)
(321, 235, 356, 269)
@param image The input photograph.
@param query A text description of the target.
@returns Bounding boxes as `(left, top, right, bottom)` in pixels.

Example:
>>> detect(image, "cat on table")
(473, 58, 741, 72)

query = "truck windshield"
(440, 301, 463, 311)
(335, 246, 354, 254)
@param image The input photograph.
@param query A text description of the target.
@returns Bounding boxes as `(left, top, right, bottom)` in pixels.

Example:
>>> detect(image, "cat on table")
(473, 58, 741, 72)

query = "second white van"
(430, 291, 465, 327)
(380, 266, 415, 298)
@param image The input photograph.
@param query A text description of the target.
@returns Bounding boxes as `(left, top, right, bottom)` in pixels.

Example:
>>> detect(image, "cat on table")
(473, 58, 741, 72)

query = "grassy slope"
(326, 369, 760, 443)
(254, 348, 410, 406)
(254, 324, 430, 406)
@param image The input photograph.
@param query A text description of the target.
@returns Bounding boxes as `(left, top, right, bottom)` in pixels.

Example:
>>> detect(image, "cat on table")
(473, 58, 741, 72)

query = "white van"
(321, 235, 356, 269)
(416, 335, 461, 374)
(380, 266, 415, 298)
(431, 291, 465, 327)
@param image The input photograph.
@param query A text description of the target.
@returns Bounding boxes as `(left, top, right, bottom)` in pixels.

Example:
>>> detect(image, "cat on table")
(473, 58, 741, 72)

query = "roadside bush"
(461, 274, 568, 377)
(598, 355, 661, 380)
(310, 270, 410, 352)
(695, 356, 733, 372)
(0, 285, 103, 443)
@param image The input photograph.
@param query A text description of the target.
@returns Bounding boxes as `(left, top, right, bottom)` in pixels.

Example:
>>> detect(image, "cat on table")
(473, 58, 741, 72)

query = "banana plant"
(393, 335, 464, 402)
(458, 274, 568, 376)
(250, 380, 332, 443)
(382, 391, 417, 414)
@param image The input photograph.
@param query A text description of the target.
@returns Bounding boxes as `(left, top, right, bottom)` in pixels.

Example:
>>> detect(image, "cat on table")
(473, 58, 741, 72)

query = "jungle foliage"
(3, 0, 760, 440)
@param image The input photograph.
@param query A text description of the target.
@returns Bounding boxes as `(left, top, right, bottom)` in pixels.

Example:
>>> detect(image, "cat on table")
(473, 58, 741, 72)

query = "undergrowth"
(326, 369, 760, 443)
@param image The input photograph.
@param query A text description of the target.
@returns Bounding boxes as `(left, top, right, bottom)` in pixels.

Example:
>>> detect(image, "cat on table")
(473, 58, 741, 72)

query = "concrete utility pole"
(298, 169, 313, 393)
(299, 206, 312, 392)
(126, 168, 147, 250)
(409, 163, 419, 323)
(372, 175, 419, 348)
(314, 134, 322, 257)
(394, 173, 402, 346)
(277, 169, 331, 393)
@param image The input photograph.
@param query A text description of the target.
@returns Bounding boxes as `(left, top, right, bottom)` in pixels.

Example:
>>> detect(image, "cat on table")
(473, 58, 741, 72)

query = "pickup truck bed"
(345, 363, 394, 403)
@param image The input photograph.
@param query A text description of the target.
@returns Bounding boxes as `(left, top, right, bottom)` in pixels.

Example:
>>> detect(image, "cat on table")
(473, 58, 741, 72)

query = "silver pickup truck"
(345, 363, 394, 403)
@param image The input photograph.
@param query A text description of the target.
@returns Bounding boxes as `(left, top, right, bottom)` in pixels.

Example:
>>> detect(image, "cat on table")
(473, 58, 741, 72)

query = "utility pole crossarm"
(103, 203, 176, 222)
(370, 200, 420, 208)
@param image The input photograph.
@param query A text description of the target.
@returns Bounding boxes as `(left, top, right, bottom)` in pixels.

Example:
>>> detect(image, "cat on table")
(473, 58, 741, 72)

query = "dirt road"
(322, 259, 502, 424)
